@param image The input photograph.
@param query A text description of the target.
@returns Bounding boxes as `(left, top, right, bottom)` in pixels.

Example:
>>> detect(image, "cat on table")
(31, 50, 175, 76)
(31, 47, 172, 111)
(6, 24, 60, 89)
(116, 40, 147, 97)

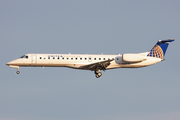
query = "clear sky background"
(1, 0, 180, 120)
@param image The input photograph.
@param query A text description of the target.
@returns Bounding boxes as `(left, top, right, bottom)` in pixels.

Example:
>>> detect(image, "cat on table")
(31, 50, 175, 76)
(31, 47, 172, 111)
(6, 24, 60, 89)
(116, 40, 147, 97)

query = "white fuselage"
(7, 52, 162, 70)
(6, 39, 173, 78)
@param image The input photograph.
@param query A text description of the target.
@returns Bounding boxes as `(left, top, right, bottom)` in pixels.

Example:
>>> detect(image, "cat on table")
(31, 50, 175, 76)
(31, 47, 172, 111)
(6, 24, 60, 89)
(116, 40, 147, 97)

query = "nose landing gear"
(16, 66, 20, 74)
(8, 65, 20, 74)
(16, 67, 20, 74)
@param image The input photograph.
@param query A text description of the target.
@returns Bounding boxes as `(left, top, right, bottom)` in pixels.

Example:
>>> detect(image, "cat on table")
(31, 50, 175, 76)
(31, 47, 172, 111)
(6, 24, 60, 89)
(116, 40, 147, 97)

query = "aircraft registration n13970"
(6, 39, 174, 78)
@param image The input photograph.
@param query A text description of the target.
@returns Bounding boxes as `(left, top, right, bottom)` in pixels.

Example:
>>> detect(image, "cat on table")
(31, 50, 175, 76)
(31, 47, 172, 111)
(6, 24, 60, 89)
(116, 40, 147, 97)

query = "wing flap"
(79, 58, 114, 70)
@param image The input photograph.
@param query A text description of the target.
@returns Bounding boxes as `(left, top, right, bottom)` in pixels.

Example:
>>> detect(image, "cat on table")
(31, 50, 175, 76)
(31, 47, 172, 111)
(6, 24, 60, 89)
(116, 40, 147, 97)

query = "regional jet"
(6, 39, 174, 78)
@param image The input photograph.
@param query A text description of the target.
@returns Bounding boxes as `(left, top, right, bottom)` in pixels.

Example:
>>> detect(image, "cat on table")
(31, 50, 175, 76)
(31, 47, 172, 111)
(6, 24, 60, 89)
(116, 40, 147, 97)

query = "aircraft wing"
(79, 58, 114, 70)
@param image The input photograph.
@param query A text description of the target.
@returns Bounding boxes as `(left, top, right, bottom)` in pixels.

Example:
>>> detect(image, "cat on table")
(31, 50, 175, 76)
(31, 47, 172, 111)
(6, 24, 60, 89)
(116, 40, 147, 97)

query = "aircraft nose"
(6, 62, 12, 66)
(6, 60, 18, 66)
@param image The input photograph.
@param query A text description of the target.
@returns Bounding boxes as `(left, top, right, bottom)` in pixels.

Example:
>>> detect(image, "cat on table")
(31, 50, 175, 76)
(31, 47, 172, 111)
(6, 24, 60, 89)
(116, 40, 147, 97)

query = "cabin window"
(71, 58, 73, 60)
(99, 58, 101, 60)
(40, 57, 42, 59)
(44, 57, 46, 60)
(62, 57, 64, 60)
(89, 58, 91, 60)
(117, 58, 119, 60)
(25, 56, 28, 59)
(67, 58, 69, 60)
(103, 58, 105, 60)
(80, 58, 82, 60)
(94, 58, 96, 60)
(53, 57, 55, 59)
(48, 57, 50, 59)
(57, 57, 59, 59)
(85, 58, 87, 60)
(76, 58, 78, 60)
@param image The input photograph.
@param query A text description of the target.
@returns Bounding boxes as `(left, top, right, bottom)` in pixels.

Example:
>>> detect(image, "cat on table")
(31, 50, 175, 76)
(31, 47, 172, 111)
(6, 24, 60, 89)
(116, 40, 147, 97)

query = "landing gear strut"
(16, 67, 20, 74)
(94, 68, 102, 78)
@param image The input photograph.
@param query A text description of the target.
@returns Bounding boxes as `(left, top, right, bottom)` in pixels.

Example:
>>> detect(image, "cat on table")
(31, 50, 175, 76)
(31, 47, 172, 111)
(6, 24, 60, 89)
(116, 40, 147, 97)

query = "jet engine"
(122, 54, 147, 62)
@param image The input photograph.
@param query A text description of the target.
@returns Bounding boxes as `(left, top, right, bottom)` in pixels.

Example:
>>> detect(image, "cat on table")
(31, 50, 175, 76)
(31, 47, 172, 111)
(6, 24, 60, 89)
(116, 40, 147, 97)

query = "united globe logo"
(147, 45, 164, 59)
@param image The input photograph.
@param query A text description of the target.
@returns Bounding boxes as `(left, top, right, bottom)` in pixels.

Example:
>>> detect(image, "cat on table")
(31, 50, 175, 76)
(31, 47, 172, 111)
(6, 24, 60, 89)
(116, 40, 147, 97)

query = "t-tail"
(147, 39, 175, 59)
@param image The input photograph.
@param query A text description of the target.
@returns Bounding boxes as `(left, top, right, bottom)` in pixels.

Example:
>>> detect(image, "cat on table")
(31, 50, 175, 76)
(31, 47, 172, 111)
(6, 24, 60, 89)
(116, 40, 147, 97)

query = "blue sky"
(1, 0, 180, 120)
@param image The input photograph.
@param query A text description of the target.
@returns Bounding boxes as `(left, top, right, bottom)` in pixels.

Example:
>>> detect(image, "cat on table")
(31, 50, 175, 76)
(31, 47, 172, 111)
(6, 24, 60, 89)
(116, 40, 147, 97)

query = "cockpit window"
(20, 55, 28, 59)
(20, 55, 25, 58)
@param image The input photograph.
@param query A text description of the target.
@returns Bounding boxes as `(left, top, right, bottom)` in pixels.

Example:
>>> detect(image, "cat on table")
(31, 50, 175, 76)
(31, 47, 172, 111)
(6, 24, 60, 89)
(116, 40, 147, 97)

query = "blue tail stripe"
(159, 43, 169, 56)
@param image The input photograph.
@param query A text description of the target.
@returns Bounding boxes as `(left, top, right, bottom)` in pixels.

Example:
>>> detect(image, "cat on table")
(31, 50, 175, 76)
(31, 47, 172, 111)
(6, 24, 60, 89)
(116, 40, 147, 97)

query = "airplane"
(6, 39, 174, 78)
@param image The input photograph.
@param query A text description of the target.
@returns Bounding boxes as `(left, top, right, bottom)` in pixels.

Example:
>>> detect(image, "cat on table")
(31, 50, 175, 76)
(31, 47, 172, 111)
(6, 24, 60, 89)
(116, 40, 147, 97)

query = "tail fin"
(147, 39, 174, 59)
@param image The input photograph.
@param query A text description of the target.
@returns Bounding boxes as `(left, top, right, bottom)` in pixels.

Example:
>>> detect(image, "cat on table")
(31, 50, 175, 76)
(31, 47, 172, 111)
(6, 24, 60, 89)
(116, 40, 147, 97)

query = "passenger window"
(103, 58, 105, 60)
(94, 58, 96, 60)
(40, 57, 42, 59)
(99, 58, 101, 60)
(48, 57, 50, 59)
(85, 58, 87, 60)
(62, 57, 64, 60)
(89, 58, 91, 60)
(53, 57, 55, 59)
(76, 58, 77, 60)
(67, 58, 69, 60)
(80, 58, 82, 60)
(71, 58, 73, 60)
(57, 57, 59, 59)
(25, 56, 28, 59)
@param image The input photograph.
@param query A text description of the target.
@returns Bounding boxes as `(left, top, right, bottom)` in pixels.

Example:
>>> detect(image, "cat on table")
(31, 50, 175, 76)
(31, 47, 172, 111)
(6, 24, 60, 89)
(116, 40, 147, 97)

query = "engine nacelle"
(122, 54, 147, 62)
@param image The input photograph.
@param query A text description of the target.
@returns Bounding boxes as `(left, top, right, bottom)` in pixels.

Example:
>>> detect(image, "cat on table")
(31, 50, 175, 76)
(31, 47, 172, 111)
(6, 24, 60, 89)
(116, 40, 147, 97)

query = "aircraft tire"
(96, 74, 100, 78)
(98, 72, 102, 76)
(95, 72, 102, 78)
(16, 71, 20, 74)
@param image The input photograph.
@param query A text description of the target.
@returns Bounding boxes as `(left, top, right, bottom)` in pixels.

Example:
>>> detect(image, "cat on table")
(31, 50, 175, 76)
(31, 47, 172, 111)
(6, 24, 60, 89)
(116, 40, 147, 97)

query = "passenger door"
(31, 54, 37, 64)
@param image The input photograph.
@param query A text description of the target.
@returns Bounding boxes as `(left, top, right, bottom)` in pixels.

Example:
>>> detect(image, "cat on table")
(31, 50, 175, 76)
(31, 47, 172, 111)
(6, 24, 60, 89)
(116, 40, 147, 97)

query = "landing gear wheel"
(94, 68, 102, 78)
(96, 74, 100, 78)
(16, 71, 20, 74)
(98, 72, 102, 76)
(95, 72, 102, 78)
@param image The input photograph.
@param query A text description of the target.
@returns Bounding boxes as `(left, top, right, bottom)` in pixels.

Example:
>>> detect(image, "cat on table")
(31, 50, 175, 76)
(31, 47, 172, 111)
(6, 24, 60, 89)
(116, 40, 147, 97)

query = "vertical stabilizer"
(147, 39, 174, 59)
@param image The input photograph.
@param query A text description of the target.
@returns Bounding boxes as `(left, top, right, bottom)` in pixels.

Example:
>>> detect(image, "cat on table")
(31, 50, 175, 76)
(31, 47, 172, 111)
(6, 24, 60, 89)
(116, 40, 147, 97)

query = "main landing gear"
(94, 68, 102, 78)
